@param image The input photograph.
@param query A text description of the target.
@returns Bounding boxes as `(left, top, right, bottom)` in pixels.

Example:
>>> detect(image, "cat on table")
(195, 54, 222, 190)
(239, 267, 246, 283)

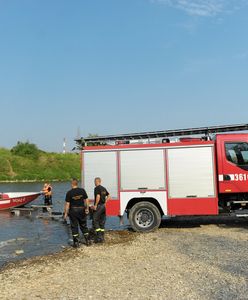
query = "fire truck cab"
(217, 134, 248, 210)
(77, 124, 248, 232)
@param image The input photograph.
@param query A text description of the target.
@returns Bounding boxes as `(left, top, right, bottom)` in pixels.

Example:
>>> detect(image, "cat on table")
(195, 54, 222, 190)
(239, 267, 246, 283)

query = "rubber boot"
(98, 232, 104, 244)
(100, 231, 105, 243)
(83, 234, 91, 246)
(88, 229, 95, 242)
(94, 231, 103, 244)
(73, 236, 80, 248)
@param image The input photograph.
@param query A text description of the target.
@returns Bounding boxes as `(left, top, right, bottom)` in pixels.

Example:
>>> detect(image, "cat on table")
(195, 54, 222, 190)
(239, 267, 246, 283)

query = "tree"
(11, 141, 41, 159)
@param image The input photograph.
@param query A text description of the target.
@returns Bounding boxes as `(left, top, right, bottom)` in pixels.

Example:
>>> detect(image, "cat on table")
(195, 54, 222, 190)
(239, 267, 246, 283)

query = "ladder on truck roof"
(76, 123, 248, 146)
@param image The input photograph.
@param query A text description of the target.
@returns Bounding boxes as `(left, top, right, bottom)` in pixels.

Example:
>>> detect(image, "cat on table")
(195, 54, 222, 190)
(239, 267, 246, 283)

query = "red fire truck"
(76, 124, 248, 232)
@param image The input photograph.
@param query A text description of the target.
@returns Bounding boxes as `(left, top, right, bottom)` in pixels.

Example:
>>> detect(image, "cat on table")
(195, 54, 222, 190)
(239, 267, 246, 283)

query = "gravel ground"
(0, 216, 248, 300)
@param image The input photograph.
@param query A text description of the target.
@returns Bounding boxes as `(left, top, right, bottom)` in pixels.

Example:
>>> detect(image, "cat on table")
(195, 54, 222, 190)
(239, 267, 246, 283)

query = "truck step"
(236, 214, 248, 218)
(231, 209, 248, 217)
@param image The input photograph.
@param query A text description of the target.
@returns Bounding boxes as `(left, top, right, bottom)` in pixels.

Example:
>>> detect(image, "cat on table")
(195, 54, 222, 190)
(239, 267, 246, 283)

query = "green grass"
(0, 148, 81, 182)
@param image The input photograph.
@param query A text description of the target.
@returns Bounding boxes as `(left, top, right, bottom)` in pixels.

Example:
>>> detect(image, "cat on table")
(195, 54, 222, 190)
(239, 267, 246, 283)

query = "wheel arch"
(125, 197, 164, 216)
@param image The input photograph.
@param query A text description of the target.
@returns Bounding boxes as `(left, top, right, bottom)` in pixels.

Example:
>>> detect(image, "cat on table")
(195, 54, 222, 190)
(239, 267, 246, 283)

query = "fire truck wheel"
(129, 201, 161, 232)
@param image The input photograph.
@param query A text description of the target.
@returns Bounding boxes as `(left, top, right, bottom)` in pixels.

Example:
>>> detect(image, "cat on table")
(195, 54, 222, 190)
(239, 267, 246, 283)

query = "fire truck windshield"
(225, 142, 248, 170)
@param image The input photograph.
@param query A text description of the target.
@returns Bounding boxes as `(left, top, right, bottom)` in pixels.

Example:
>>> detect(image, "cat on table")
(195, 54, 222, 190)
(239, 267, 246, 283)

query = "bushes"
(11, 141, 40, 159)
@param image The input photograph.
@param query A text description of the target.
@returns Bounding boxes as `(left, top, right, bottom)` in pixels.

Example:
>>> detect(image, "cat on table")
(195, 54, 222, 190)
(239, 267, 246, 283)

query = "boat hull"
(0, 192, 41, 210)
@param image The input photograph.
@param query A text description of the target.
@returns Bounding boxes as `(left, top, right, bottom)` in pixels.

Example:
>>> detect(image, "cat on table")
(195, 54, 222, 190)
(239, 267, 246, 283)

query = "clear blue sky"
(0, 0, 248, 152)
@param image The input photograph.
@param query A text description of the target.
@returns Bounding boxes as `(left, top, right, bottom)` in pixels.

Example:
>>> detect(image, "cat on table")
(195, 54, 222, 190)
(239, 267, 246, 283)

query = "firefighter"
(64, 179, 90, 248)
(92, 177, 110, 243)
(42, 182, 53, 206)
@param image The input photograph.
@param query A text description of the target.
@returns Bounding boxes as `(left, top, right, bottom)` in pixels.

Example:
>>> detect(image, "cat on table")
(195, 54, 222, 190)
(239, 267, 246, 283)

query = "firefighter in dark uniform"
(64, 179, 90, 248)
(92, 177, 110, 243)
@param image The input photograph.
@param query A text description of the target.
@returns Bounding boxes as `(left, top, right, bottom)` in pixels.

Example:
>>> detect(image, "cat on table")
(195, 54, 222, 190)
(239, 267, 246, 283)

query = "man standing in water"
(42, 182, 53, 206)
(93, 177, 110, 243)
(64, 179, 90, 248)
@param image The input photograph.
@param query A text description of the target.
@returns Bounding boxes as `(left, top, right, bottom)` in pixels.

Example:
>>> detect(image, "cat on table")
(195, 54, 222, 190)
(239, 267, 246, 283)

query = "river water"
(0, 182, 127, 268)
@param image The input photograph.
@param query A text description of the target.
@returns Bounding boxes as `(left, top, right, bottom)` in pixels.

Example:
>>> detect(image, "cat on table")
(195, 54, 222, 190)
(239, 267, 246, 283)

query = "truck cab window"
(225, 142, 248, 169)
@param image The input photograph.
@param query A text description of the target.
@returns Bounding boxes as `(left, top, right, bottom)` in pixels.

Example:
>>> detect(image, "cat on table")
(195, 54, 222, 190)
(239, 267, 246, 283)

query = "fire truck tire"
(129, 201, 161, 232)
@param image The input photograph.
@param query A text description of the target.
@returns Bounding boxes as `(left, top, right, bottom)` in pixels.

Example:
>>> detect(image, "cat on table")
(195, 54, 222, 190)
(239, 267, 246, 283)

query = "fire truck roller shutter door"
(167, 146, 216, 199)
(83, 151, 118, 200)
(120, 149, 165, 191)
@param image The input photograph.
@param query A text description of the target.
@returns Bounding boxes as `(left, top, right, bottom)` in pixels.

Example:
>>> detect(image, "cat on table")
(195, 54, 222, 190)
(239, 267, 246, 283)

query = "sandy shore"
(0, 217, 248, 300)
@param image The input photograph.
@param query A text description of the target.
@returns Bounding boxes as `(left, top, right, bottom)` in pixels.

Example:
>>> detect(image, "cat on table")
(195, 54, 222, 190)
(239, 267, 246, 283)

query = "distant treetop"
(11, 141, 41, 159)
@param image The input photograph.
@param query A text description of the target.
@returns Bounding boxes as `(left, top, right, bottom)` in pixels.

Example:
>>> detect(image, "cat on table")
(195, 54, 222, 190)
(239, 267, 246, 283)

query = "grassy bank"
(0, 148, 80, 182)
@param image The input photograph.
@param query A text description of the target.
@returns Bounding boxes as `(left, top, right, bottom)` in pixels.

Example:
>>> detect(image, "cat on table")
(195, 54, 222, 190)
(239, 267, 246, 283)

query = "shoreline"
(0, 231, 136, 273)
(0, 246, 71, 272)
(0, 179, 70, 184)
